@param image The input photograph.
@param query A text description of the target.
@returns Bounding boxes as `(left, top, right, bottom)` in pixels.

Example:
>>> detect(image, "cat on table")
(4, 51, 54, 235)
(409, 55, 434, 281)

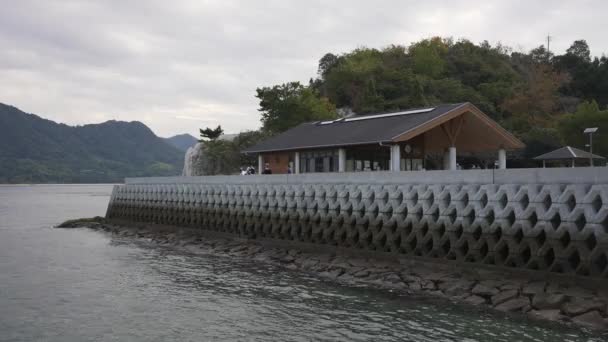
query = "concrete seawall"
(106, 167, 608, 279)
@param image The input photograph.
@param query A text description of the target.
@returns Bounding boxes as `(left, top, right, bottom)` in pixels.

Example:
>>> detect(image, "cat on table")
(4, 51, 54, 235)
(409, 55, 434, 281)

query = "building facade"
(243, 103, 524, 174)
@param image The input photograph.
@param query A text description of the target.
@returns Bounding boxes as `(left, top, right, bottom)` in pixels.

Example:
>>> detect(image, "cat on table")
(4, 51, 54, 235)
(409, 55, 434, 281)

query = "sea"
(0, 184, 606, 341)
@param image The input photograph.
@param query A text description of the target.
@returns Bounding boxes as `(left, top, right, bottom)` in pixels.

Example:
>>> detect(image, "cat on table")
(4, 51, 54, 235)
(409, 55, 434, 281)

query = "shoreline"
(57, 217, 608, 331)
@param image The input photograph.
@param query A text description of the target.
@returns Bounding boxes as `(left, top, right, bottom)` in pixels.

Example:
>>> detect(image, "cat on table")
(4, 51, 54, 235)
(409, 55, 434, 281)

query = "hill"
(164, 134, 198, 151)
(0, 103, 184, 183)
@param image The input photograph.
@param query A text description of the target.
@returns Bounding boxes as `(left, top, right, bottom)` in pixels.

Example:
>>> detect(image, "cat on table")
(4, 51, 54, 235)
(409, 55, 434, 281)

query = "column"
(390, 144, 401, 172)
(258, 154, 263, 174)
(498, 149, 506, 169)
(294, 152, 300, 174)
(338, 148, 346, 172)
(449, 146, 457, 170)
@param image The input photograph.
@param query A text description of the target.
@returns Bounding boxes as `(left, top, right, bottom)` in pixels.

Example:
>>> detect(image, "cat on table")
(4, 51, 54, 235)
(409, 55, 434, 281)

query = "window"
(299, 149, 339, 173)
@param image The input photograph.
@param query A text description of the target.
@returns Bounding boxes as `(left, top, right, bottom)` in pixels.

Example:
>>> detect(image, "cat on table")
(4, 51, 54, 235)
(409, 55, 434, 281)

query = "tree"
(256, 82, 337, 134)
(198, 125, 223, 142)
(558, 100, 608, 157)
(566, 40, 591, 62)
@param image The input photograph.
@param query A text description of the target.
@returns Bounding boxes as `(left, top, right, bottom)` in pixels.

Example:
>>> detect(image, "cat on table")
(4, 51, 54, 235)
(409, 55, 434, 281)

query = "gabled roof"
(242, 102, 524, 153)
(534, 146, 605, 160)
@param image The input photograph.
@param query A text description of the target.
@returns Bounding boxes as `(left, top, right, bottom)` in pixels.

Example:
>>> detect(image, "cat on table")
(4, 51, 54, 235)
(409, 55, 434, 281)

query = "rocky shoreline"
(57, 217, 608, 332)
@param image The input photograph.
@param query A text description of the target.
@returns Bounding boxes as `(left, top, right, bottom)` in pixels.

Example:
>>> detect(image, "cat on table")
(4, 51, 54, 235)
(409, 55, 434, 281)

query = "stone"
(562, 299, 606, 316)
(401, 274, 422, 283)
(409, 282, 422, 291)
(442, 280, 475, 297)
(495, 297, 530, 312)
(531, 293, 567, 310)
(421, 280, 437, 291)
(465, 295, 487, 305)
(527, 309, 564, 322)
(353, 269, 371, 278)
(561, 286, 596, 299)
(421, 271, 452, 282)
(571, 310, 608, 330)
(492, 290, 519, 306)
(522, 281, 546, 296)
(471, 284, 500, 297)
(383, 273, 402, 284)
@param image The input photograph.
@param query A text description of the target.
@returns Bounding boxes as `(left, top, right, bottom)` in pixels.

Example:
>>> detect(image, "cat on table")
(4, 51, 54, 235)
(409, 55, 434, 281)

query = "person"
(287, 165, 293, 174)
(246, 166, 255, 175)
(262, 163, 272, 174)
(240, 167, 247, 175)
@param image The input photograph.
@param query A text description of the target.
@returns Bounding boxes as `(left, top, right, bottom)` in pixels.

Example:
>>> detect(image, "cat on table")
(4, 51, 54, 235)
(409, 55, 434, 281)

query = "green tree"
(256, 82, 337, 134)
(558, 101, 608, 157)
(199, 125, 224, 141)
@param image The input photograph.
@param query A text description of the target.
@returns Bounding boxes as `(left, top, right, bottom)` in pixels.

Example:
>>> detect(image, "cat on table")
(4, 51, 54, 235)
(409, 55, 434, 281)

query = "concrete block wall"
(106, 168, 608, 278)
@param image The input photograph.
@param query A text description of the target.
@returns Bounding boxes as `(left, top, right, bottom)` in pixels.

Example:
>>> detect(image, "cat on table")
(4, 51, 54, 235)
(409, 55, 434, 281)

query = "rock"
(422, 271, 452, 282)
(287, 249, 300, 256)
(465, 295, 487, 305)
(522, 281, 546, 296)
(561, 286, 596, 299)
(349, 258, 370, 267)
(562, 299, 606, 316)
(492, 290, 519, 306)
(527, 309, 564, 322)
(409, 282, 422, 291)
(383, 273, 402, 284)
(471, 284, 500, 297)
(495, 297, 530, 312)
(441, 280, 475, 297)
(421, 280, 437, 291)
(353, 269, 371, 278)
(401, 274, 422, 283)
(571, 310, 608, 330)
(531, 293, 567, 310)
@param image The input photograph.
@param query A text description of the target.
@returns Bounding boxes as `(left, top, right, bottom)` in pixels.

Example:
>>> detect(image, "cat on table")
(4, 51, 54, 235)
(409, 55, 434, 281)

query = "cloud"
(1, 0, 606, 137)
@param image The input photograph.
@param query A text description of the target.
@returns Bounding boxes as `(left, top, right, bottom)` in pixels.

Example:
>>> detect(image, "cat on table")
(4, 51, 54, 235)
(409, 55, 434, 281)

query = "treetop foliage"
(251, 37, 608, 165)
(199, 125, 224, 142)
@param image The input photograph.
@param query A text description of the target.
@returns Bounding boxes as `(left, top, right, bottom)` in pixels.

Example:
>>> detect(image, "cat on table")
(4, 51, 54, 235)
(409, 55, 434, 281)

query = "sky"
(1, 1, 607, 138)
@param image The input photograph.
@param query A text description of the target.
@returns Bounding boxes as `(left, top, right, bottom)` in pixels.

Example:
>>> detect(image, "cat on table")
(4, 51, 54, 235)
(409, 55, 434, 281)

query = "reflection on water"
(0, 185, 606, 341)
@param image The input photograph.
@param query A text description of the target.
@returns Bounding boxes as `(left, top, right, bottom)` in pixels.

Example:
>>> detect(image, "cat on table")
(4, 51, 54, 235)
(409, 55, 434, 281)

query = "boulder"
(531, 293, 567, 310)
(527, 309, 564, 322)
(571, 311, 608, 330)
(492, 290, 519, 306)
(562, 299, 606, 316)
(522, 281, 546, 296)
(471, 284, 500, 297)
(465, 295, 487, 305)
(495, 297, 530, 312)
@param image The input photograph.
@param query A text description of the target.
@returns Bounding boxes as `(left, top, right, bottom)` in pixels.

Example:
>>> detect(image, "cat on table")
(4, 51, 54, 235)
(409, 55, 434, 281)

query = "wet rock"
(441, 280, 475, 296)
(421, 271, 452, 282)
(531, 293, 567, 310)
(571, 310, 608, 330)
(495, 297, 530, 312)
(353, 269, 371, 278)
(560, 286, 596, 299)
(527, 309, 564, 322)
(349, 258, 370, 267)
(383, 273, 402, 284)
(409, 282, 422, 291)
(471, 284, 500, 297)
(421, 280, 437, 291)
(465, 295, 487, 305)
(401, 274, 422, 283)
(492, 290, 519, 306)
(522, 281, 546, 296)
(562, 299, 606, 316)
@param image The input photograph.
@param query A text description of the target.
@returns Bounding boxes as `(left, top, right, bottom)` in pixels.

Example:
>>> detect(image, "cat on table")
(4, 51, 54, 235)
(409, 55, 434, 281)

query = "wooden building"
(242, 102, 525, 174)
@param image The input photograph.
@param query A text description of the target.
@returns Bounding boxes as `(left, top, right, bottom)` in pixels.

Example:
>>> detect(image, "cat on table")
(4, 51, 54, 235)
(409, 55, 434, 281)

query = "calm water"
(0, 185, 606, 342)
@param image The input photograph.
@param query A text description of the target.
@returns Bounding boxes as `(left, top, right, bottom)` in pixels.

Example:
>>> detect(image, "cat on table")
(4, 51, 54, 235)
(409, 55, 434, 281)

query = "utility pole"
(584, 127, 598, 167)
(547, 35, 552, 53)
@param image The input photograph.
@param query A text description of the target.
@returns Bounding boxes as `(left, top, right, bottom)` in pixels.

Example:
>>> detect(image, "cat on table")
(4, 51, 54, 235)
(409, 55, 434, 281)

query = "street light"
(584, 127, 598, 167)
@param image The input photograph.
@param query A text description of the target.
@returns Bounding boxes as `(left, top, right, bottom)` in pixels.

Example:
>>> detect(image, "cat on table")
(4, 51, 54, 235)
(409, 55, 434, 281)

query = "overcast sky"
(1, 1, 606, 137)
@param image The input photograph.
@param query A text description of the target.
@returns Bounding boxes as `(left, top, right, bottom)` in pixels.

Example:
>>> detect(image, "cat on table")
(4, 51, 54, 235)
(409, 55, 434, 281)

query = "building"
(242, 102, 525, 174)
(534, 146, 605, 167)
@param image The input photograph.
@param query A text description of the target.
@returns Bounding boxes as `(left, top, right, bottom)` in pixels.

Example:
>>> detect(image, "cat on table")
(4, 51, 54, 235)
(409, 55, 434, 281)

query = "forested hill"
(164, 133, 198, 151)
(255, 38, 608, 163)
(0, 103, 184, 183)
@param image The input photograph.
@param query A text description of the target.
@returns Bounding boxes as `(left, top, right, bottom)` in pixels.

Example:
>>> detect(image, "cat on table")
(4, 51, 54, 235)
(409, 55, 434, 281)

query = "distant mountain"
(164, 134, 198, 151)
(0, 103, 184, 183)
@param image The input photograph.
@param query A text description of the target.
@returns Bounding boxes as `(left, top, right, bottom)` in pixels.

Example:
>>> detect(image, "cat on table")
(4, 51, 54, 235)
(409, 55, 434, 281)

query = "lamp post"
(584, 127, 598, 167)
